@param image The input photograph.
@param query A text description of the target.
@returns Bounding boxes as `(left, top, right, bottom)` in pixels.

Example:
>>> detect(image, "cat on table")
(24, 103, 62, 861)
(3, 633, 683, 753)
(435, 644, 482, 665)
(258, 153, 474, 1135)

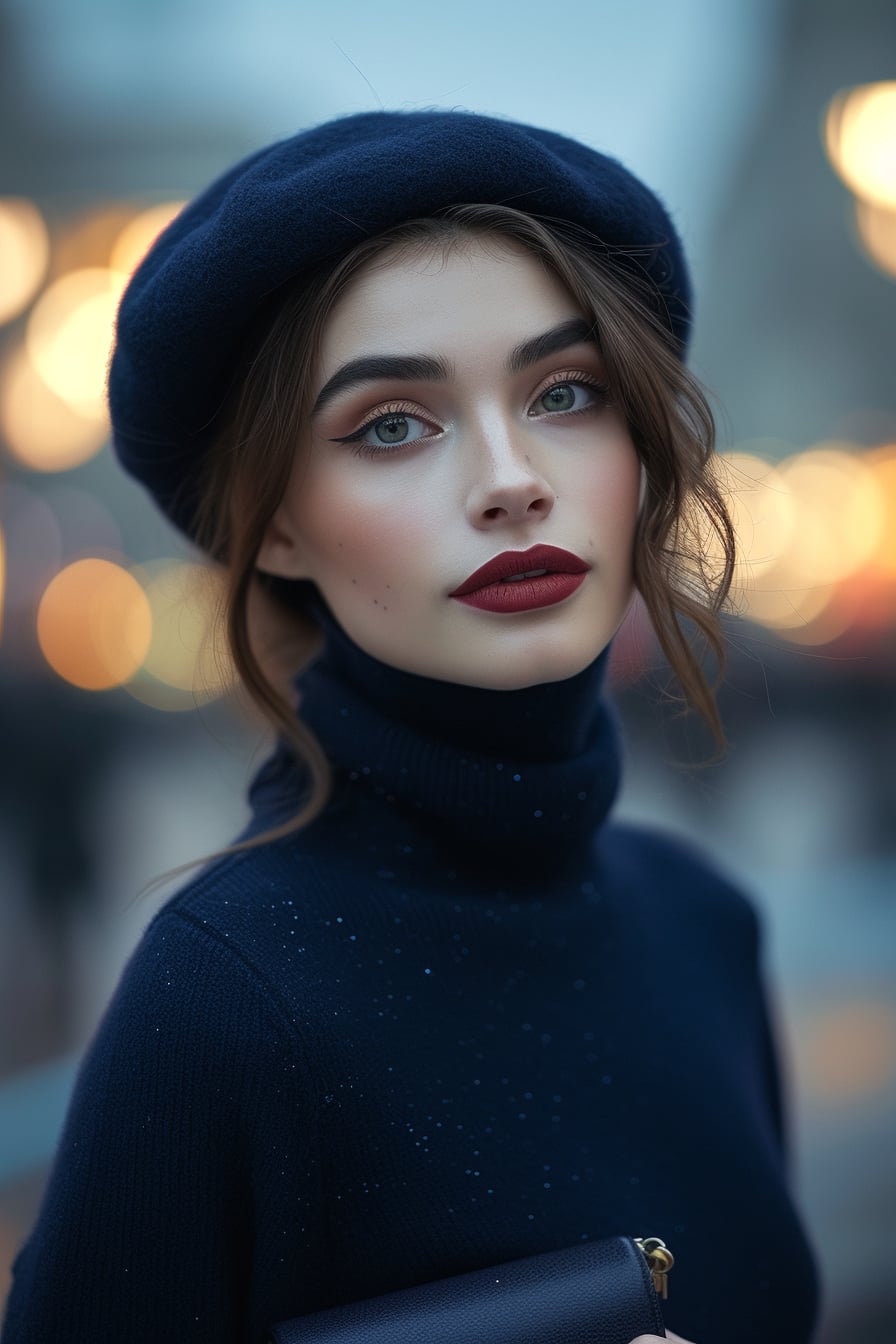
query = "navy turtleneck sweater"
(2, 592, 822, 1344)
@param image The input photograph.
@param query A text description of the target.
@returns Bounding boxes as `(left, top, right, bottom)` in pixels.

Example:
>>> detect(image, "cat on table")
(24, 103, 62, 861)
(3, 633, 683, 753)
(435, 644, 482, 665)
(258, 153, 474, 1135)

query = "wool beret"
(108, 108, 692, 543)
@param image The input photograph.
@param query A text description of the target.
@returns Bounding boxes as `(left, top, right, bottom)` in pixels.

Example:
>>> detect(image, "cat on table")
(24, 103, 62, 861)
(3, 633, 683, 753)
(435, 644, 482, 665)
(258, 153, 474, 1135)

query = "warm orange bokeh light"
(37, 559, 152, 690)
(716, 441, 895, 642)
(827, 567, 896, 636)
(0, 198, 50, 325)
(801, 999, 896, 1102)
(854, 198, 896, 277)
(865, 445, 896, 576)
(0, 344, 109, 471)
(0, 524, 5, 643)
(122, 559, 235, 711)
(25, 267, 128, 415)
(825, 81, 896, 208)
(715, 451, 795, 582)
(738, 578, 834, 633)
(54, 205, 140, 275)
(777, 445, 884, 586)
(109, 202, 186, 276)
(781, 601, 856, 647)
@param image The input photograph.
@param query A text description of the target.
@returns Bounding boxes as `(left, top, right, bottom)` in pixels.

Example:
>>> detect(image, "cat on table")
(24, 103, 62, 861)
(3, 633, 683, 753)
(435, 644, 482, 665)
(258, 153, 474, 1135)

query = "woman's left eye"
(531, 379, 608, 416)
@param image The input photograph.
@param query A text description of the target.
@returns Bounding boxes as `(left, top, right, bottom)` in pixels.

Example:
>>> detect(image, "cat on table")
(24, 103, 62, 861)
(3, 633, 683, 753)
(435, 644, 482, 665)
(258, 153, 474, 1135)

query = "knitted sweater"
(2, 599, 821, 1344)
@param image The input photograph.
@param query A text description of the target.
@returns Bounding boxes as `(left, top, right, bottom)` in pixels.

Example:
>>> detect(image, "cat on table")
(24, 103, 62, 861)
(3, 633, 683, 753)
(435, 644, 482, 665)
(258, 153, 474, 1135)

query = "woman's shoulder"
(599, 817, 763, 948)
(117, 841, 329, 1045)
(149, 835, 322, 941)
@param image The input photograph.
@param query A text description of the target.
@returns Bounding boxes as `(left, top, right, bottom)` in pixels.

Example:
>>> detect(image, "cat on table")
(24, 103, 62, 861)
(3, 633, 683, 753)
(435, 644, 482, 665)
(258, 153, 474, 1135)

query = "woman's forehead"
(317, 236, 585, 371)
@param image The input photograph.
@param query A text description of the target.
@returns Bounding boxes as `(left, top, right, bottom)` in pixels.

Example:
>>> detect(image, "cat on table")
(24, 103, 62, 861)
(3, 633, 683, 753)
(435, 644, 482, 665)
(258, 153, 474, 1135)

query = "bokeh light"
(825, 567, 896, 637)
(25, 267, 128, 416)
(109, 201, 186, 276)
(825, 81, 896, 208)
(40, 484, 124, 563)
(779, 599, 855, 647)
(0, 524, 5, 642)
(865, 445, 896, 576)
(0, 199, 50, 325)
(801, 999, 896, 1103)
(854, 198, 896, 277)
(0, 482, 63, 613)
(776, 445, 884, 587)
(53, 205, 138, 274)
(0, 343, 109, 471)
(712, 441, 894, 643)
(738, 575, 834, 633)
(123, 559, 235, 711)
(36, 558, 152, 690)
(714, 450, 795, 582)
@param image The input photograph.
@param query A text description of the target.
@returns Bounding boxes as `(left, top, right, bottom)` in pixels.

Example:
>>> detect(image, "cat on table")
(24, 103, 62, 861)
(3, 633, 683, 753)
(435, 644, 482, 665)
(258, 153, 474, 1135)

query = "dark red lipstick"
(449, 544, 590, 613)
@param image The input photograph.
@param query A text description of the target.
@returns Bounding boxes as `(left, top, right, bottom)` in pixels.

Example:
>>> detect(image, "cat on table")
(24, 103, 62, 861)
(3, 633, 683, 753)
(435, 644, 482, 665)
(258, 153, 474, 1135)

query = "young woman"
(1, 110, 822, 1344)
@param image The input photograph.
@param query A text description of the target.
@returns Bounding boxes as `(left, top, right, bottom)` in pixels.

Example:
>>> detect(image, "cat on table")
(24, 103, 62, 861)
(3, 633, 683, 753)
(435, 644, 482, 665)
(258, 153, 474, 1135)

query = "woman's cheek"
(327, 508, 430, 596)
(581, 451, 642, 543)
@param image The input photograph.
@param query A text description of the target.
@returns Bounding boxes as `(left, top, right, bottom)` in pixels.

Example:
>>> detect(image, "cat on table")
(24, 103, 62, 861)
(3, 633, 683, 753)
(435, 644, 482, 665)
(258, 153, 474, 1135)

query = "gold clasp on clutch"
(634, 1236, 675, 1300)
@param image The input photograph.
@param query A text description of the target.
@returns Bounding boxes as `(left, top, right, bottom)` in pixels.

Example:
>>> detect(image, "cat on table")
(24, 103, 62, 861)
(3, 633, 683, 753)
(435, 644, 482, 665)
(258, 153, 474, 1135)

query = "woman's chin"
(419, 642, 611, 691)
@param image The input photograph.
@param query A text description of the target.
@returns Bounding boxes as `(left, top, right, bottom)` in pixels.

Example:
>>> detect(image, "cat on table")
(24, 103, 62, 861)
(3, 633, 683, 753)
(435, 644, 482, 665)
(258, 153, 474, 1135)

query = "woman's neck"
(249, 581, 623, 873)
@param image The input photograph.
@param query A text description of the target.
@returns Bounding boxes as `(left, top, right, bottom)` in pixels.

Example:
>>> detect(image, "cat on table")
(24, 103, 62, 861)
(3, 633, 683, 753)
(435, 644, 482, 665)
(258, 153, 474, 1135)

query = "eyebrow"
(506, 316, 598, 375)
(310, 316, 598, 416)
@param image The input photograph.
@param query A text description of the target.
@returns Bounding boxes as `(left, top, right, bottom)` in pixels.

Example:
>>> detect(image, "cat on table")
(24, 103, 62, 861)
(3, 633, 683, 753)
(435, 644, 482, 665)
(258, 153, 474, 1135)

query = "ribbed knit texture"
(2, 594, 822, 1343)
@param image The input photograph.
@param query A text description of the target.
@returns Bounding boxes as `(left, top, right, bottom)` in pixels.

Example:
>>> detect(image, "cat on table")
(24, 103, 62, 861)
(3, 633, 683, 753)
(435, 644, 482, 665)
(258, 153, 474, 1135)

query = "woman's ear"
(255, 504, 311, 580)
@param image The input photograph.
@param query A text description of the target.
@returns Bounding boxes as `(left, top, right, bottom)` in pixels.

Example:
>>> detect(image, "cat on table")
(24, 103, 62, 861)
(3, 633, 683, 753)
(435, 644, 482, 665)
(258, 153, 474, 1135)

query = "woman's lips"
(449, 544, 590, 613)
(451, 571, 587, 613)
(451, 542, 591, 596)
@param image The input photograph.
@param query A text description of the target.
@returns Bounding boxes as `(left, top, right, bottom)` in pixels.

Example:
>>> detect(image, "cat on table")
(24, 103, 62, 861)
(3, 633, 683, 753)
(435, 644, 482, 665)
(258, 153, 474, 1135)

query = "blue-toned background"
(1, 2, 894, 1339)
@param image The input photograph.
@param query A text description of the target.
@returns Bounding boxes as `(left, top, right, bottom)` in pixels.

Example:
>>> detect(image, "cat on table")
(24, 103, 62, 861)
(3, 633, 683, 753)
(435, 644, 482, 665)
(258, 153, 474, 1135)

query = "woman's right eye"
(329, 409, 441, 457)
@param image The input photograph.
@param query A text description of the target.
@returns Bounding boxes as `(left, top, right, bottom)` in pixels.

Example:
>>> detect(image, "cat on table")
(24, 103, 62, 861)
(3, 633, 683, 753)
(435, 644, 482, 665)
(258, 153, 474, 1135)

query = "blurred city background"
(0, 0, 894, 1339)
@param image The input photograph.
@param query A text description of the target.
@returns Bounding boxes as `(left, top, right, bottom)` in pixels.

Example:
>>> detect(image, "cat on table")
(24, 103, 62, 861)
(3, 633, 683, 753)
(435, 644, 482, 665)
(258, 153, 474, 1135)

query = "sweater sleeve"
(747, 900, 793, 1176)
(693, 851, 794, 1175)
(611, 819, 796, 1175)
(1, 907, 321, 1344)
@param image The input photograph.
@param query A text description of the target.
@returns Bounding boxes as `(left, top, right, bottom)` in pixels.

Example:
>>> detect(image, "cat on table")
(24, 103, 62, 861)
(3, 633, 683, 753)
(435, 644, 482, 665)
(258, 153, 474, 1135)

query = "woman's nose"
(463, 418, 556, 526)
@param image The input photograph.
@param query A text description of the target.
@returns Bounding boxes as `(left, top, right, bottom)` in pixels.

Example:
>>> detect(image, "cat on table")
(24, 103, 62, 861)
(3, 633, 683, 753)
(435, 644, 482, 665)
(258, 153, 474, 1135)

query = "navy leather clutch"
(269, 1233, 671, 1343)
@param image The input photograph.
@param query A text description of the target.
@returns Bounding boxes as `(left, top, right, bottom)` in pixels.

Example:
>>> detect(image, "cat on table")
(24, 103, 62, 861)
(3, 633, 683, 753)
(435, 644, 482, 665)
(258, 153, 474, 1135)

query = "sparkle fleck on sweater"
(2, 594, 822, 1344)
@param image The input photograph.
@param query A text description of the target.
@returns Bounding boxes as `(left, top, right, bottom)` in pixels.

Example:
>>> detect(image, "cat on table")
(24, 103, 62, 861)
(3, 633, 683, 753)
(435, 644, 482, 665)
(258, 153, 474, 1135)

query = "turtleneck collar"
(248, 582, 622, 870)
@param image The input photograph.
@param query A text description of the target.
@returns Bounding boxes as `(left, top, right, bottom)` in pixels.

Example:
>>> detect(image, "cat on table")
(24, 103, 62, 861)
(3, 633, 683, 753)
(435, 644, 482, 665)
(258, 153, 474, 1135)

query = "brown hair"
(130, 204, 735, 905)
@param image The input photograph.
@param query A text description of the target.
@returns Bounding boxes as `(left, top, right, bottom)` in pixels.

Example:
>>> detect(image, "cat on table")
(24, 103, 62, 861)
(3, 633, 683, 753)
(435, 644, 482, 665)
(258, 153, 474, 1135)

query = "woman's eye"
(331, 410, 439, 456)
(532, 380, 607, 416)
(367, 413, 428, 445)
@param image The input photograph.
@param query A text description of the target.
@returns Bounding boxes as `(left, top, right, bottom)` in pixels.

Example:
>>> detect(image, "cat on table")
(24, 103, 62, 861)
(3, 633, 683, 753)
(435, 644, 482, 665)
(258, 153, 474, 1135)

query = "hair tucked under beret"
(108, 108, 692, 541)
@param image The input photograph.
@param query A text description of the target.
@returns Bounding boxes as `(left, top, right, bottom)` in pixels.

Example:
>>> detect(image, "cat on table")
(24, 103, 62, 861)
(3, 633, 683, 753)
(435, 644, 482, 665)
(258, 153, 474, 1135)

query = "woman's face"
(257, 236, 643, 690)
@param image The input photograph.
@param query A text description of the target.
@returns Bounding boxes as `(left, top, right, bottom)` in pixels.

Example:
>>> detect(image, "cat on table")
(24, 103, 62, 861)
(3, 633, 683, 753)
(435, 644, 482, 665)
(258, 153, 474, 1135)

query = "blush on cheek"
(585, 458, 642, 536)
(327, 511, 418, 594)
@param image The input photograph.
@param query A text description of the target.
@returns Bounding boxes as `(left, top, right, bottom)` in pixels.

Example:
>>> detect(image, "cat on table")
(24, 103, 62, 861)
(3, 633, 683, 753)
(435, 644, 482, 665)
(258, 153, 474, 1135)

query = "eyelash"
(331, 401, 433, 459)
(536, 371, 611, 419)
(330, 372, 611, 459)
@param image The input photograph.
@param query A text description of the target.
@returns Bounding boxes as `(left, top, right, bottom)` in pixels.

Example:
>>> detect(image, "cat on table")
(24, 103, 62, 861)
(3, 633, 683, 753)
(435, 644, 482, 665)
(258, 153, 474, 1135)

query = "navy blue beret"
(108, 108, 692, 543)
